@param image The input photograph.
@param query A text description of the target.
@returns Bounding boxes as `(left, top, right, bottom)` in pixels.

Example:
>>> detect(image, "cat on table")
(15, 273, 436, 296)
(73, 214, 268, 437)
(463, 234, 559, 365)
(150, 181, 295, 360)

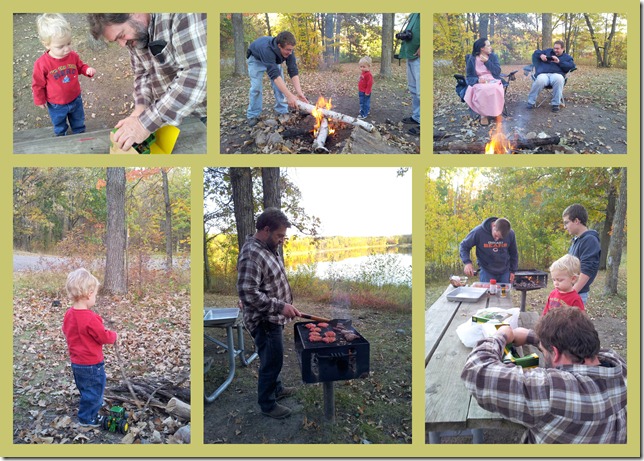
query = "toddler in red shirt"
(358, 56, 373, 119)
(32, 14, 96, 136)
(542, 254, 585, 316)
(62, 268, 117, 426)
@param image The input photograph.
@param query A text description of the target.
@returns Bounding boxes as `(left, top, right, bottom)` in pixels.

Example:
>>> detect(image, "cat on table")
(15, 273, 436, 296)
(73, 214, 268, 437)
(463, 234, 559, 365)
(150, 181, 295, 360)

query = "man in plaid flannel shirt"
(237, 208, 301, 419)
(462, 306, 626, 443)
(88, 13, 207, 151)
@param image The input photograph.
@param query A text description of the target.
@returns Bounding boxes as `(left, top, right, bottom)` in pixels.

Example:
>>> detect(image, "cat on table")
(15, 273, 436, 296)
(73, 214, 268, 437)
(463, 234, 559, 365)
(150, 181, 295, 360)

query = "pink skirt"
(464, 81, 504, 117)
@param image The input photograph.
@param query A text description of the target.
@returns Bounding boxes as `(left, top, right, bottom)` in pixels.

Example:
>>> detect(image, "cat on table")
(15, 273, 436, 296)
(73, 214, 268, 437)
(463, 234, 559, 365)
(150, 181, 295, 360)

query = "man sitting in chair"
(526, 40, 575, 112)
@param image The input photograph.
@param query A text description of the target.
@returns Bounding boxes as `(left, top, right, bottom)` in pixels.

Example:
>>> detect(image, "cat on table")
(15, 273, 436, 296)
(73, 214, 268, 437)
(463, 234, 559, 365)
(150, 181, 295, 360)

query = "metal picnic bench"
(203, 307, 258, 403)
(425, 284, 539, 443)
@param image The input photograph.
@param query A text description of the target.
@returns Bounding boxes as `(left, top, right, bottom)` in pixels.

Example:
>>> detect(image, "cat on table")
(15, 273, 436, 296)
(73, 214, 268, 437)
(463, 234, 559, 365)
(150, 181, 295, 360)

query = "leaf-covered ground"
(220, 62, 421, 154)
(203, 294, 411, 444)
(13, 13, 133, 135)
(433, 64, 627, 154)
(13, 270, 191, 444)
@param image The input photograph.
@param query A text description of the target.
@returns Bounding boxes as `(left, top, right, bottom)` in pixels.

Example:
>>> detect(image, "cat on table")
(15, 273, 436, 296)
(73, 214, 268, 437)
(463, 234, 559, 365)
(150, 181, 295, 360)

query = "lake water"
(286, 247, 412, 286)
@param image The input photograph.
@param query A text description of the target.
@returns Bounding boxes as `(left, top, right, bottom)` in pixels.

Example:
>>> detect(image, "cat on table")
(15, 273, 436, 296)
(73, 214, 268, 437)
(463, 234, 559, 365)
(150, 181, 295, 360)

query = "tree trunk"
(380, 13, 394, 77)
(230, 168, 255, 250)
(161, 169, 173, 272)
(203, 221, 211, 291)
(602, 13, 618, 67)
(605, 168, 627, 294)
(334, 14, 342, 62)
(232, 13, 246, 77)
(264, 13, 272, 36)
(323, 13, 335, 66)
(599, 169, 619, 270)
(541, 13, 552, 49)
(104, 168, 127, 295)
(479, 14, 489, 39)
(584, 13, 605, 67)
(261, 168, 281, 210)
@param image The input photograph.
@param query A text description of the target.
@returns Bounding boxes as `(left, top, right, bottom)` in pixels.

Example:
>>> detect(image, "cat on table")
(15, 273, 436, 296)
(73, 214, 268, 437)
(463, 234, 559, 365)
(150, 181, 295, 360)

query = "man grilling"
(237, 208, 301, 419)
(459, 217, 518, 284)
(461, 306, 626, 443)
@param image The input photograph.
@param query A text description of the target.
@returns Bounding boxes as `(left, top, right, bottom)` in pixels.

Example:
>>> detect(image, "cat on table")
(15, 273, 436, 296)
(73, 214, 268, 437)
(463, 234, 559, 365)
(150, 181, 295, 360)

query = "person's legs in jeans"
(527, 73, 549, 105)
(68, 95, 86, 134)
(71, 362, 106, 424)
(47, 102, 70, 136)
(549, 74, 565, 106)
(247, 56, 266, 120)
(479, 268, 510, 284)
(251, 322, 284, 412)
(406, 58, 420, 123)
(364, 93, 371, 116)
(269, 65, 288, 115)
(579, 291, 589, 305)
(359, 91, 366, 117)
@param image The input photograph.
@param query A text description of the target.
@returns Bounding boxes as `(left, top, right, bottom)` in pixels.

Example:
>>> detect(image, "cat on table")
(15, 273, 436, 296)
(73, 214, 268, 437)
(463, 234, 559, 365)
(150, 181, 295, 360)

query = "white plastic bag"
(456, 307, 520, 348)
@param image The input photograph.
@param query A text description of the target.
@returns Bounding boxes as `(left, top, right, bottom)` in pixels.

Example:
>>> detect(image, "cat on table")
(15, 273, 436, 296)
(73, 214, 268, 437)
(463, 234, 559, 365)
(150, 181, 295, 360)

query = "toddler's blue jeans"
(71, 361, 105, 424)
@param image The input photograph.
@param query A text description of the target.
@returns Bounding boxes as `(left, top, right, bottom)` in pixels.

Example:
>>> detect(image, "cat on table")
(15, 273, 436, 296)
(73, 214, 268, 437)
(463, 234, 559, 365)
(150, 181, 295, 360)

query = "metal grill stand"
(323, 382, 335, 422)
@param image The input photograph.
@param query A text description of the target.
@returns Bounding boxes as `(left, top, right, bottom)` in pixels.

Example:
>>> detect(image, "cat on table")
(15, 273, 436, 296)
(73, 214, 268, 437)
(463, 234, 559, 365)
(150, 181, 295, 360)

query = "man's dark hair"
(276, 31, 296, 48)
(536, 306, 600, 363)
(493, 218, 511, 238)
(563, 204, 588, 226)
(87, 14, 131, 40)
(256, 208, 291, 232)
(553, 40, 565, 49)
(472, 37, 488, 56)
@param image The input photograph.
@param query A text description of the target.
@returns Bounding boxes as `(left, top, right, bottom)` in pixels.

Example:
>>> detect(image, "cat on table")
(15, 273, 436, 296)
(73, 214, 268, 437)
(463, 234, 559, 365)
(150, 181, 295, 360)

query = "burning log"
(296, 100, 375, 133)
(434, 135, 561, 154)
(312, 117, 330, 153)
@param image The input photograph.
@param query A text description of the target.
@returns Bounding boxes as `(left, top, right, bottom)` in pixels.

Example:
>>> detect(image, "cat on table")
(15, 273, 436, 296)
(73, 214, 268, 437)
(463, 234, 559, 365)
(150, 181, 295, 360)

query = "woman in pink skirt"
(464, 37, 504, 126)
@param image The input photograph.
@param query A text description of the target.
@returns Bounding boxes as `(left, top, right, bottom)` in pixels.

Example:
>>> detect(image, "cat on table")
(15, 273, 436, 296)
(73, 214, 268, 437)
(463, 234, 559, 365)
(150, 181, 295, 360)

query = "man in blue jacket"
(527, 40, 575, 112)
(246, 31, 309, 127)
(460, 217, 518, 284)
(562, 204, 601, 304)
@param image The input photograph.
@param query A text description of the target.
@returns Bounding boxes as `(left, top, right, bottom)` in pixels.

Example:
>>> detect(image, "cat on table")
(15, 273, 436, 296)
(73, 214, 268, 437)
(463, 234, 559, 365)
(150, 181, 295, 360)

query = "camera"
(395, 30, 413, 41)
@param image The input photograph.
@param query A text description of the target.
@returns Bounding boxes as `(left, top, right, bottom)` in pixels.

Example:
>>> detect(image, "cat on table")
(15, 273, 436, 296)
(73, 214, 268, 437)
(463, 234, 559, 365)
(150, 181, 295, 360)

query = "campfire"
(484, 120, 515, 154)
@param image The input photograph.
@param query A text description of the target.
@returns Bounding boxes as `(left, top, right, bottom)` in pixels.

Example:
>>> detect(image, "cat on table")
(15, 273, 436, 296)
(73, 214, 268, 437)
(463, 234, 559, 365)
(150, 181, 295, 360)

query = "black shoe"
(551, 105, 560, 112)
(248, 117, 260, 127)
(526, 103, 536, 110)
(401, 117, 420, 125)
(408, 126, 420, 136)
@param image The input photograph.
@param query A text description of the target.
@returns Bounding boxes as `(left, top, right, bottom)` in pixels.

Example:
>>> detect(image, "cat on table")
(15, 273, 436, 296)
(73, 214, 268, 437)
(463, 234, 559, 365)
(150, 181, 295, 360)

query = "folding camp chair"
(454, 54, 518, 116)
(523, 54, 577, 107)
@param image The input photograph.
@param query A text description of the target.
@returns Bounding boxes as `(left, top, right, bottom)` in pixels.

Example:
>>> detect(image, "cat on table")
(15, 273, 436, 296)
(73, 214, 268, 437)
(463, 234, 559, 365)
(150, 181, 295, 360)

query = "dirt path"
(433, 64, 627, 154)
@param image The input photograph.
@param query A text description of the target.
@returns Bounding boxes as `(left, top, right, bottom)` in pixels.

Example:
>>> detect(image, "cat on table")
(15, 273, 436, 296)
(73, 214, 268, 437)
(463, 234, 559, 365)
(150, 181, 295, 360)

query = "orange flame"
(312, 96, 333, 136)
(484, 119, 514, 154)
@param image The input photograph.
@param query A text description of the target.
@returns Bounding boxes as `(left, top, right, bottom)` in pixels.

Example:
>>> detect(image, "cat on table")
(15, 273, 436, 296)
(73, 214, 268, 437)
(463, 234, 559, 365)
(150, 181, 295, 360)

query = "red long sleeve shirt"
(358, 70, 373, 95)
(542, 288, 585, 316)
(32, 50, 91, 106)
(62, 308, 117, 365)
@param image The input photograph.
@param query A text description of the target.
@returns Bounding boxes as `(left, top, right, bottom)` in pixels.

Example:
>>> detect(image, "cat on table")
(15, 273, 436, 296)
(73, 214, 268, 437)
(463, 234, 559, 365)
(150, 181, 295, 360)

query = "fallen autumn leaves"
(13, 285, 191, 444)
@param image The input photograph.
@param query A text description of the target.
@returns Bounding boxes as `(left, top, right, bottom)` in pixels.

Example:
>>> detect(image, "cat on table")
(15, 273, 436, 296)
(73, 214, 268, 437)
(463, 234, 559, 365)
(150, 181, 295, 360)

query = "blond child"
(357, 56, 373, 119)
(32, 14, 96, 136)
(62, 268, 116, 426)
(542, 254, 585, 316)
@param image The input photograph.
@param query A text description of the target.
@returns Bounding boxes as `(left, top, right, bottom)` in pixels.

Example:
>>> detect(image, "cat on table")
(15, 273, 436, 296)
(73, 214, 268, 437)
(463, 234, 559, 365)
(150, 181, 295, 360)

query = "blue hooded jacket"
(459, 217, 519, 275)
(568, 229, 601, 294)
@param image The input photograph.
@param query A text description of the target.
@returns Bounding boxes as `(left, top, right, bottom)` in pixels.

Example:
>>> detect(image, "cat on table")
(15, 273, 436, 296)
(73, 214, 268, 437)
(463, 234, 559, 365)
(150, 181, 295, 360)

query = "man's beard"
(126, 18, 149, 49)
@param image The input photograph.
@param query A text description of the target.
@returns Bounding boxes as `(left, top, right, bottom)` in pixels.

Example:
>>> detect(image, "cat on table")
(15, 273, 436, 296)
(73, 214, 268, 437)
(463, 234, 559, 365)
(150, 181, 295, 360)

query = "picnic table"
(13, 117, 206, 154)
(204, 307, 258, 403)
(425, 284, 539, 443)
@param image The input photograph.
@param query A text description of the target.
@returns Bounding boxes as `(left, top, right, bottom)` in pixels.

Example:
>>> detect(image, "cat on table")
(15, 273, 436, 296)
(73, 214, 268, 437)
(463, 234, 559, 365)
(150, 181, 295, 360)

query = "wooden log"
(296, 101, 375, 132)
(312, 117, 330, 153)
(166, 397, 191, 420)
(433, 135, 561, 154)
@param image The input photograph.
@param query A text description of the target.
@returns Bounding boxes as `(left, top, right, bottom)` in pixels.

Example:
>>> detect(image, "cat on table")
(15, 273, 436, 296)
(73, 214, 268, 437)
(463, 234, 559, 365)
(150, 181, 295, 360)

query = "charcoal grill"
(294, 321, 370, 421)
(513, 269, 549, 311)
